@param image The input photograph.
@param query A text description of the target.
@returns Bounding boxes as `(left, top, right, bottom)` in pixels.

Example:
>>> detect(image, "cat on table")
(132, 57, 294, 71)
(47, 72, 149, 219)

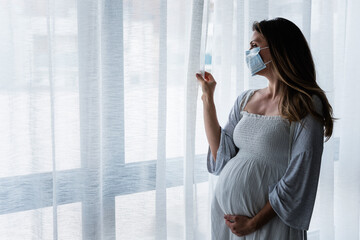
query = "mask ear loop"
(261, 46, 272, 65)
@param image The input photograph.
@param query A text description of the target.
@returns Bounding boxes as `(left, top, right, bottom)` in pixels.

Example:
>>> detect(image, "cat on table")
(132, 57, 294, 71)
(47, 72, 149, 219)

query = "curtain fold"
(0, 0, 359, 239)
(335, 0, 360, 238)
(184, 0, 204, 238)
(155, 0, 167, 239)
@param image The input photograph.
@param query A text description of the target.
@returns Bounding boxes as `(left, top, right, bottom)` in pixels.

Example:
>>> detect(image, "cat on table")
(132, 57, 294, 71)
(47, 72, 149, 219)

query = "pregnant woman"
(196, 18, 335, 239)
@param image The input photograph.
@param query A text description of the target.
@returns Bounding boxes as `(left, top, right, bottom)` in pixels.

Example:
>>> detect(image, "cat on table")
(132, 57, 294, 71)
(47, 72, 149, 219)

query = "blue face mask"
(245, 46, 272, 76)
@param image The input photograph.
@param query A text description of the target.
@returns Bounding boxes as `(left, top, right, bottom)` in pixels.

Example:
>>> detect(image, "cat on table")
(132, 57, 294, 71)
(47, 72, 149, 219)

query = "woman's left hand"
(224, 214, 257, 237)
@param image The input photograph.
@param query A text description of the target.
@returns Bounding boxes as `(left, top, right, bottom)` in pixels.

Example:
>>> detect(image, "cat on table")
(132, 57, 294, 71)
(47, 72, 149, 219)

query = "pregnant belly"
(214, 155, 286, 217)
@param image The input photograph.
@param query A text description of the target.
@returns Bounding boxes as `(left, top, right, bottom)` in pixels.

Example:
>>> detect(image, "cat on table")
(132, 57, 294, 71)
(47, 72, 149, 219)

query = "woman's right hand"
(195, 71, 217, 100)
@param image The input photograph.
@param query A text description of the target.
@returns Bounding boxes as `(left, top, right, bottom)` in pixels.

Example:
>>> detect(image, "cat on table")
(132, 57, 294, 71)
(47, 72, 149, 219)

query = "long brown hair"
(253, 17, 335, 141)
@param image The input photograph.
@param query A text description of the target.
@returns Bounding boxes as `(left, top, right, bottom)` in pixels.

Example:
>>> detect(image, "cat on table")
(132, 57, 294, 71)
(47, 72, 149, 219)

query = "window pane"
(0, 207, 53, 239)
(116, 189, 156, 239)
(0, 0, 80, 177)
(115, 182, 210, 240)
(58, 202, 82, 240)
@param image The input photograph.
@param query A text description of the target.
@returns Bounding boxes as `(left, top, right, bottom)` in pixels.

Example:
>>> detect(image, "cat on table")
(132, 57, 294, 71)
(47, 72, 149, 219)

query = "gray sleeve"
(268, 95, 325, 230)
(207, 90, 251, 176)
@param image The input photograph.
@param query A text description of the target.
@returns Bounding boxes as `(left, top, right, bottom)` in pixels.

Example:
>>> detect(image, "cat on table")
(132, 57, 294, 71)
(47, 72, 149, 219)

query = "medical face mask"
(245, 46, 272, 76)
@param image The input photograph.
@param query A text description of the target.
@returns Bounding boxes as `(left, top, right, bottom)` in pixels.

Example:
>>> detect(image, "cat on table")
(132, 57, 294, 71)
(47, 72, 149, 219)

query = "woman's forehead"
(250, 31, 266, 43)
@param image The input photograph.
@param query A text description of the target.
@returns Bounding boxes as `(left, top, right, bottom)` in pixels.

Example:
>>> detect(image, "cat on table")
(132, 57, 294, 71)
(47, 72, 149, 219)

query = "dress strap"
(239, 89, 256, 111)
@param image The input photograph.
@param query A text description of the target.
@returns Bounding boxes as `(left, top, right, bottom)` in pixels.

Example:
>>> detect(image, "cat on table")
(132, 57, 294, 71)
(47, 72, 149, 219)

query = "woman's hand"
(224, 214, 257, 237)
(195, 71, 217, 100)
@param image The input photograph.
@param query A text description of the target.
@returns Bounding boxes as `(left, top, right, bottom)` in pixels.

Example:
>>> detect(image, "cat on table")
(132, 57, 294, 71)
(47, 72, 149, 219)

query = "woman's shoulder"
(289, 95, 325, 156)
(234, 89, 255, 111)
(237, 88, 254, 98)
(311, 94, 323, 115)
(293, 94, 324, 141)
(236, 88, 257, 103)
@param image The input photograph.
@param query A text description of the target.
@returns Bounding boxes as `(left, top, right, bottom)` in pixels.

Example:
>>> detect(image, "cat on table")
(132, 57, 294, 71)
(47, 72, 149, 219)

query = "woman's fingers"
(196, 71, 215, 83)
(196, 73, 208, 84)
(204, 71, 215, 82)
(195, 73, 204, 80)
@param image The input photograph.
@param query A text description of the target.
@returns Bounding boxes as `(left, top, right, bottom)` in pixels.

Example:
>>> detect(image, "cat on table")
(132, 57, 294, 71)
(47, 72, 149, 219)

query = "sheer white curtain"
(0, 0, 359, 240)
(0, 0, 210, 239)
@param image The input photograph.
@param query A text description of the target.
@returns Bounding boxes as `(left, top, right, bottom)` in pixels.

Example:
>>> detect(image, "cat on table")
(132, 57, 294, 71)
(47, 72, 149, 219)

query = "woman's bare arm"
(202, 94, 221, 161)
(196, 72, 220, 161)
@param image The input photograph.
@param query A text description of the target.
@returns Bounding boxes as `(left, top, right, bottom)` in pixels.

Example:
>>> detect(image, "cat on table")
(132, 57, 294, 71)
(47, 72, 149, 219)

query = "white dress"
(208, 89, 324, 240)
